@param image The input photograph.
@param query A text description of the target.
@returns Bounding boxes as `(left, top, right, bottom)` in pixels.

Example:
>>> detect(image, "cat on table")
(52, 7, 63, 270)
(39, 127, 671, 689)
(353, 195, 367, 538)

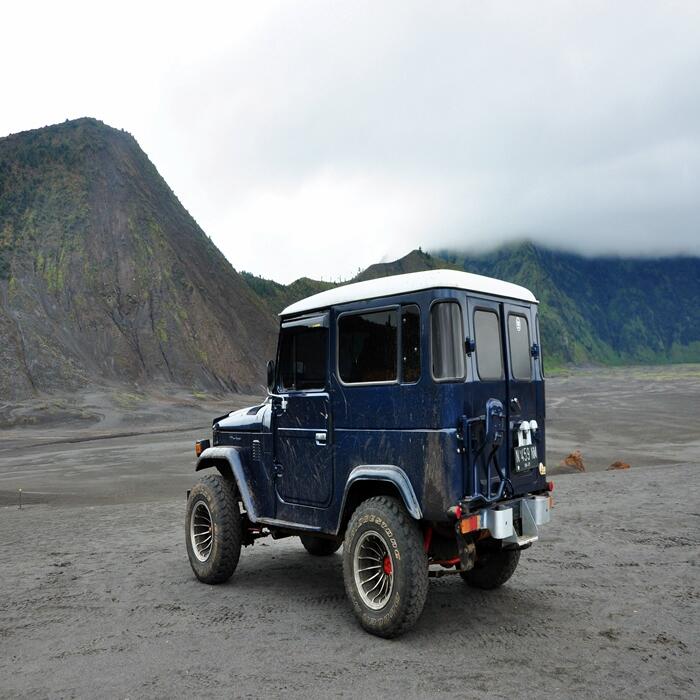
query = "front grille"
(252, 439, 261, 462)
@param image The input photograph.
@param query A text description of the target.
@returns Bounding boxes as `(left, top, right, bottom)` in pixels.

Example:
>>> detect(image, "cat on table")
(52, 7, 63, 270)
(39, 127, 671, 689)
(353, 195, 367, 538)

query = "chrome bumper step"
(477, 494, 551, 545)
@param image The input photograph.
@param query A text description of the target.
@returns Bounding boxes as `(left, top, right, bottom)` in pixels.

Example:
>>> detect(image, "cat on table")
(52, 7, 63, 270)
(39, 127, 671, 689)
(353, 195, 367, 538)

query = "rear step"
(473, 494, 551, 545)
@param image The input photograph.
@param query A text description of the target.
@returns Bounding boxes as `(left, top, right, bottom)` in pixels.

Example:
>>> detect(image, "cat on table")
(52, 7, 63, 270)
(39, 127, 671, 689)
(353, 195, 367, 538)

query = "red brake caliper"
(382, 555, 393, 576)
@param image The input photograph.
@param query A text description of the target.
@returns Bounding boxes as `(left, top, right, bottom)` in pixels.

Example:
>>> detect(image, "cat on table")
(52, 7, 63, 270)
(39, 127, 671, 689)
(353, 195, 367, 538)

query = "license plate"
(514, 444, 539, 473)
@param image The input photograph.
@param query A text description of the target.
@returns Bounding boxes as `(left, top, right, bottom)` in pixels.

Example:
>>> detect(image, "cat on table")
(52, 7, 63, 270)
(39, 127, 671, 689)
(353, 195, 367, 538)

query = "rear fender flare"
(195, 446, 258, 522)
(337, 465, 422, 531)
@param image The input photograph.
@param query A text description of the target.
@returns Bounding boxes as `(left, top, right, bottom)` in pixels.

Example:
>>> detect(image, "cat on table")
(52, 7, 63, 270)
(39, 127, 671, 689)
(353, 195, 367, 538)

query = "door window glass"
(401, 305, 421, 383)
(278, 325, 327, 390)
(474, 309, 504, 380)
(431, 301, 465, 381)
(508, 314, 532, 380)
(338, 310, 398, 384)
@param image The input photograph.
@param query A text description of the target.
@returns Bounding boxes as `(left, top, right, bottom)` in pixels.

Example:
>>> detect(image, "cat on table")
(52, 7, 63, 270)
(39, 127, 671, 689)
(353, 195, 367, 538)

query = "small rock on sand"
(557, 449, 586, 473)
(607, 460, 631, 470)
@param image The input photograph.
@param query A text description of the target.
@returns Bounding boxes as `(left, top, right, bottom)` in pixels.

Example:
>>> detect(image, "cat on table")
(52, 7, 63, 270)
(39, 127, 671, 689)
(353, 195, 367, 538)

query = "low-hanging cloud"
(2, 1, 699, 282)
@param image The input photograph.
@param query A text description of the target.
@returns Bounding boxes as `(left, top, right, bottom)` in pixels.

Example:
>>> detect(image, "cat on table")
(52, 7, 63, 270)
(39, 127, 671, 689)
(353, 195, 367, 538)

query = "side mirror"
(266, 360, 275, 393)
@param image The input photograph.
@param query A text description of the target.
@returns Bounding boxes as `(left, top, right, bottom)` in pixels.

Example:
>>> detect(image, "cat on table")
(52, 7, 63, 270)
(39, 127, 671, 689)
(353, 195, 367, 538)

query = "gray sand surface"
(0, 366, 698, 697)
(0, 465, 697, 698)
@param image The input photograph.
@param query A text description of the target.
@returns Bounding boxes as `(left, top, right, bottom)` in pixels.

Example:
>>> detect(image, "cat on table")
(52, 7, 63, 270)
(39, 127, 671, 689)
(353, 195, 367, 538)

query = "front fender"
(340, 464, 423, 522)
(196, 446, 259, 522)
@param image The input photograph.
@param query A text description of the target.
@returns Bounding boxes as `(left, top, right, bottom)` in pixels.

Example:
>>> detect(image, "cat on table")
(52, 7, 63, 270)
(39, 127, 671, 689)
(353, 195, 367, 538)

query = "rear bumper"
(474, 494, 552, 546)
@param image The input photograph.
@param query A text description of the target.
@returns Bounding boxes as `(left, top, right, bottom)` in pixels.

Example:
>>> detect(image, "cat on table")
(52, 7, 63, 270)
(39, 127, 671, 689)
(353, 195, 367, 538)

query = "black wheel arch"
(336, 465, 423, 537)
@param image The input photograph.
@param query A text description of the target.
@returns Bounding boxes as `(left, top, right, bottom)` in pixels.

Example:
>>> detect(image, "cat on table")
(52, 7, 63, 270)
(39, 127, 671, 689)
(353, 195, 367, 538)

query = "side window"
(474, 310, 504, 380)
(401, 305, 421, 383)
(278, 325, 327, 390)
(431, 301, 465, 381)
(508, 314, 532, 380)
(338, 310, 398, 384)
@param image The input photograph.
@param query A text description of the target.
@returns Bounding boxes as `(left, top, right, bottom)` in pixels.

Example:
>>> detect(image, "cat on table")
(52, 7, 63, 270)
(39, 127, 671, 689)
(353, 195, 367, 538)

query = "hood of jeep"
(214, 402, 269, 432)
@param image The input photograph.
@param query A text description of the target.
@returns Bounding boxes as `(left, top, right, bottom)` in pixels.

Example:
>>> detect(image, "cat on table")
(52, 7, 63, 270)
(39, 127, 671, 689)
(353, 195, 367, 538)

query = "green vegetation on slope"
(244, 244, 700, 370)
(241, 272, 335, 318)
(0, 118, 277, 400)
(425, 243, 700, 367)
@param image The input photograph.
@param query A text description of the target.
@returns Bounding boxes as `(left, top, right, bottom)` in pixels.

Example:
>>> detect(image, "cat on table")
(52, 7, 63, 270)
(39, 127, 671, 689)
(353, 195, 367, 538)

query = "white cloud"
(2, 0, 699, 282)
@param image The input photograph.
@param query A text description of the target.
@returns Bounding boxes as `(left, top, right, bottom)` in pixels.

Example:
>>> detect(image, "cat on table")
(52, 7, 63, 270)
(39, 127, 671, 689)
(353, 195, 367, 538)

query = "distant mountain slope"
(441, 243, 700, 364)
(244, 245, 700, 368)
(369, 244, 700, 366)
(0, 118, 277, 400)
(355, 249, 460, 280)
(241, 272, 335, 318)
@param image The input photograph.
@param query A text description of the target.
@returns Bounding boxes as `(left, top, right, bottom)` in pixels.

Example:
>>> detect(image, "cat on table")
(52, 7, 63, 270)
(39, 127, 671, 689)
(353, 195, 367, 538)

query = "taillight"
(546, 480, 554, 492)
(459, 514, 481, 534)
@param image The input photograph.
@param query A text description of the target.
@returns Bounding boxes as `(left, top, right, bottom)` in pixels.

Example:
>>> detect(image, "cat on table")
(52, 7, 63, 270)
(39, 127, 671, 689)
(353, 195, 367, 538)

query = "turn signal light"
(195, 439, 210, 457)
(459, 514, 481, 534)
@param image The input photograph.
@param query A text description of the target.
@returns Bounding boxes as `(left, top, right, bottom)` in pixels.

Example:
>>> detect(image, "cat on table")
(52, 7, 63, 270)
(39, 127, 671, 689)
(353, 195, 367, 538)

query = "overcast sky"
(2, 1, 699, 282)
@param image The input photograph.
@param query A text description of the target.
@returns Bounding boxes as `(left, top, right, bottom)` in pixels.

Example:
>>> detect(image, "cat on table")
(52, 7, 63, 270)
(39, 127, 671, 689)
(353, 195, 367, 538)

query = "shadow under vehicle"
(186, 269, 553, 637)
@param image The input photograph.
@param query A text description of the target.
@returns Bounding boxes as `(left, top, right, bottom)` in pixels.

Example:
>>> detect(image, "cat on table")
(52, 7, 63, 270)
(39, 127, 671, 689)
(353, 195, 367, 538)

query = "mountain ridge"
(0, 118, 277, 400)
(2, 118, 698, 404)
(244, 245, 700, 368)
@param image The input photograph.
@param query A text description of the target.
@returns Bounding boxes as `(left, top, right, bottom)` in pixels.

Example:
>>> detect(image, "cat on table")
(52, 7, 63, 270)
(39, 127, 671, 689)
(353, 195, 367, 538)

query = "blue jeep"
(186, 269, 553, 637)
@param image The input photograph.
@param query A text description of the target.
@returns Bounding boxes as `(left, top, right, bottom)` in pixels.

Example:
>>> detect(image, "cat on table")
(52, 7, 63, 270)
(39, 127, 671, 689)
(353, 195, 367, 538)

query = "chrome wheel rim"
(190, 500, 213, 562)
(353, 530, 394, 610)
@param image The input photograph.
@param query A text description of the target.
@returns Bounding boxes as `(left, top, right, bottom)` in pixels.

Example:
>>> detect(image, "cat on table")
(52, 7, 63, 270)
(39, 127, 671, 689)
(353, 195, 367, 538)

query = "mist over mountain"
(0, 118, 276, 401)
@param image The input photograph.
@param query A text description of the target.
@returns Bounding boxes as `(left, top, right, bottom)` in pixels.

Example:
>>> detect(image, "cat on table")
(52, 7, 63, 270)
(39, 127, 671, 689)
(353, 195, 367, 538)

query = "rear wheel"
(186, 473, 242, 584)
(460, 544, 520, 590)
(300, 534, 342, 556)
(343, 496, 428, 638)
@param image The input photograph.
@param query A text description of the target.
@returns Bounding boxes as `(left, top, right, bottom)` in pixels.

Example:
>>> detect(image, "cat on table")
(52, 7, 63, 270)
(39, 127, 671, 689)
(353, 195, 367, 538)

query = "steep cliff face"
(0, 118, 276, 400)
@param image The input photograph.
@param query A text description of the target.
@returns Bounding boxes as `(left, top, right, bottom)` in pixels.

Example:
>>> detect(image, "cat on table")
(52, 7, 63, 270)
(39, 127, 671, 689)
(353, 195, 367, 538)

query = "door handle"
(315, 432, 327, 445)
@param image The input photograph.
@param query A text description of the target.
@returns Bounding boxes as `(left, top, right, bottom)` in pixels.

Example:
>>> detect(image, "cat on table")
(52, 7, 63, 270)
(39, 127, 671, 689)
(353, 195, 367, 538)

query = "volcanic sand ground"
(0, 366, 698, 698)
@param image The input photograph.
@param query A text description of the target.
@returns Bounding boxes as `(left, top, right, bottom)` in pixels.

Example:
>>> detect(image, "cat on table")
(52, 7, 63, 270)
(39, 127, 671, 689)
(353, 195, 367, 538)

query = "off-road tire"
(343, 496, 428, 638)
(186, 473, 242, 584)
(300, 534, 342, 556)
(460, 546, 520, 590)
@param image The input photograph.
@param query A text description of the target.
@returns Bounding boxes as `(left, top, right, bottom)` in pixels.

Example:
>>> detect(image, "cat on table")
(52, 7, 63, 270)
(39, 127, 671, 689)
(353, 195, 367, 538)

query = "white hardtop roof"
(280, 269, 538, 317)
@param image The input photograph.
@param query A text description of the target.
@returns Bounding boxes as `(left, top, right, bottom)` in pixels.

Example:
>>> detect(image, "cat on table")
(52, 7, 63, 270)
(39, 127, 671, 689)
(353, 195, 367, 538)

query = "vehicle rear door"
(467, 297, 509, 498)
(503, 302, 542, 494)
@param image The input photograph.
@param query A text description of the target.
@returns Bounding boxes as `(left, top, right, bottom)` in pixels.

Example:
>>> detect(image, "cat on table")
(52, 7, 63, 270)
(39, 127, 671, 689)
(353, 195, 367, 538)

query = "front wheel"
(343, 496, 428, 638)
(186, 473, 242, 584)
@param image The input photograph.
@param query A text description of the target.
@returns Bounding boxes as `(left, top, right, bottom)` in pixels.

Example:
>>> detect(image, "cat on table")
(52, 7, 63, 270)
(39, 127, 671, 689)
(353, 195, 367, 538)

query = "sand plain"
(0, 366, 698, 698)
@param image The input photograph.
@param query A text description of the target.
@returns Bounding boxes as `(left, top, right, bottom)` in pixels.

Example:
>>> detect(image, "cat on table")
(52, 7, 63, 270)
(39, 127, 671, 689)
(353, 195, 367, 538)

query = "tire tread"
(343, 495, 428, 638)
(186, 473, 242, 584)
